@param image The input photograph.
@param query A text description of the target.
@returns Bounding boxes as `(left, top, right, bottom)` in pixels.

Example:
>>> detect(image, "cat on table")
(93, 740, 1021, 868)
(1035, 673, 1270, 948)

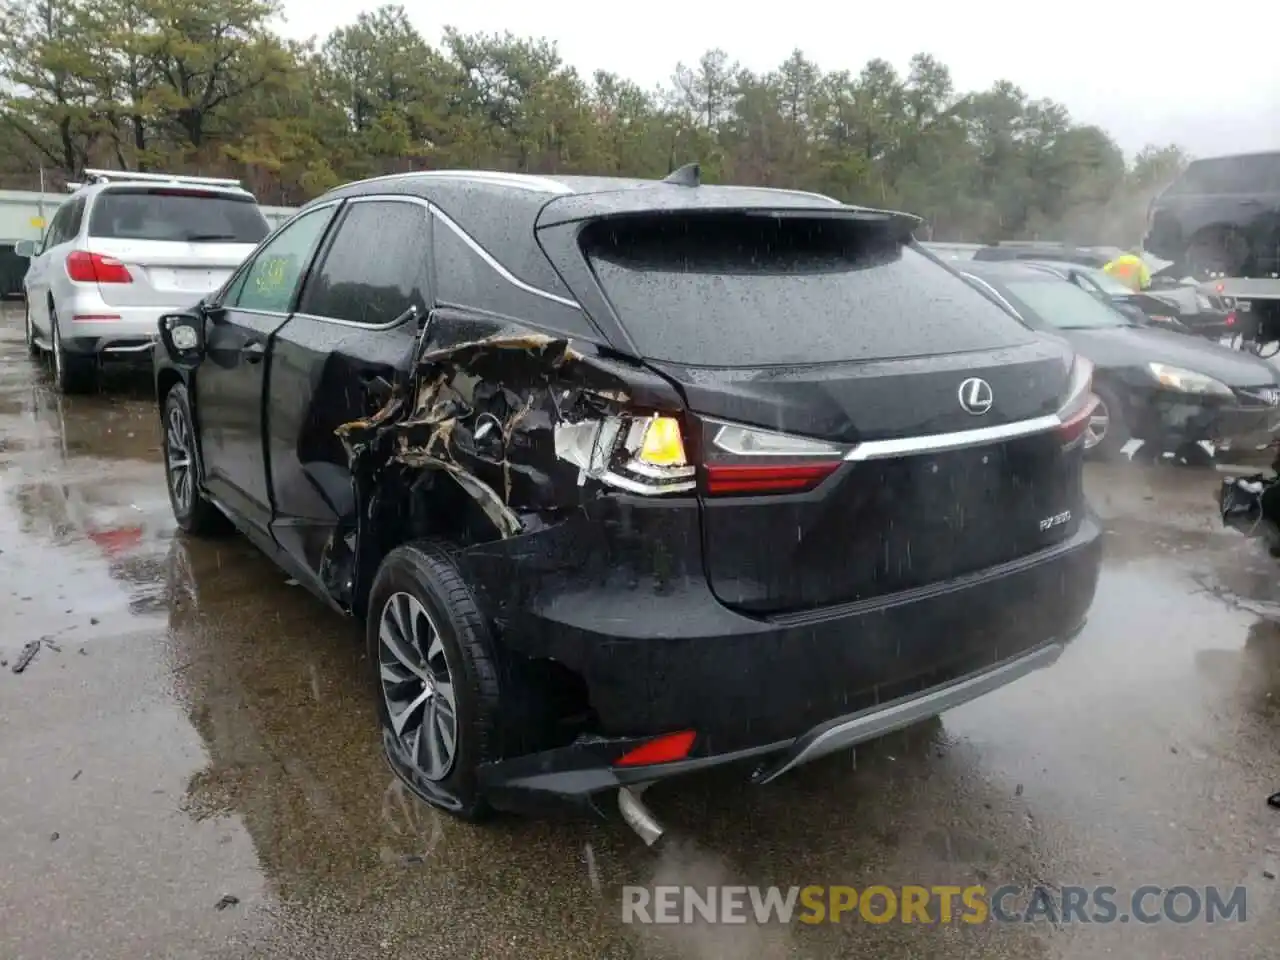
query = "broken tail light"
(66, 251, 132, 284)
(554, 413, 697, 495)
(1056, 356, 1097, 450)
(703, 421, 844, 496)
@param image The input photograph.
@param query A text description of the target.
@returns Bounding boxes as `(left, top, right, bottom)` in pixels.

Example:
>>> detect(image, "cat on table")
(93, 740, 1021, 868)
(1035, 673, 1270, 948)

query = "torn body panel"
(328, 306, 688, 611)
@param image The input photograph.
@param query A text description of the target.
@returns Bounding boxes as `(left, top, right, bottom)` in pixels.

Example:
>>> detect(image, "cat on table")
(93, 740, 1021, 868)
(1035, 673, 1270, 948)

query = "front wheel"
(162, 383, 226, 535)
(368, 540, 504, 821)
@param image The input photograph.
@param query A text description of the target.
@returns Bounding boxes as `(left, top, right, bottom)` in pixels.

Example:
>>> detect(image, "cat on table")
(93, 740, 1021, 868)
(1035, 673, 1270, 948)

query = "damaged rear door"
(267, 196, 431, 590)
(560, 210, 1088, 615)
(196, 204, 338, 531)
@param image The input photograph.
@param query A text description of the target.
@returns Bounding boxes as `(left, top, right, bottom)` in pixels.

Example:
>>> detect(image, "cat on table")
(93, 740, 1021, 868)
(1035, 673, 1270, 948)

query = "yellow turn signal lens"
(637, 416, 688, 466)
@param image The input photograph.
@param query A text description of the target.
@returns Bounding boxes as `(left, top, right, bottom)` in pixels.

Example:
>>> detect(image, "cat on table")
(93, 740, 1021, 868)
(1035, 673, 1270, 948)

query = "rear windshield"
(582, 213, 1036, 367)
(988, 277, 1130, 330)
(88, 187, 270, 243)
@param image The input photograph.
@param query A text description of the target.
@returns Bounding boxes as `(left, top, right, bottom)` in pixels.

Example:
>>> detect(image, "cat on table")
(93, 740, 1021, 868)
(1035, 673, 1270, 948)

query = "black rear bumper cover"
(463, 509, 1102, 814)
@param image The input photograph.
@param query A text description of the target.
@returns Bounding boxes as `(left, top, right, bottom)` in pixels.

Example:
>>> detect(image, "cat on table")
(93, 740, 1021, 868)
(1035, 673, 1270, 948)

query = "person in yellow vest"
(1103, 251, 1151, 293)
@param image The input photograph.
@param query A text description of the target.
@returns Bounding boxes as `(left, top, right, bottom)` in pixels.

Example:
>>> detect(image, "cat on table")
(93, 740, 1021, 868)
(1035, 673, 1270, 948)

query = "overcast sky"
(277, 0, 1280, 161)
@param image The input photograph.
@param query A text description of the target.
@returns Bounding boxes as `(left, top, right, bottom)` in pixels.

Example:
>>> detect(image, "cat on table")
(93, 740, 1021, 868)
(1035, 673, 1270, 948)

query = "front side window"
(226, 206, 337, 314)
(299, 200, 431, 325)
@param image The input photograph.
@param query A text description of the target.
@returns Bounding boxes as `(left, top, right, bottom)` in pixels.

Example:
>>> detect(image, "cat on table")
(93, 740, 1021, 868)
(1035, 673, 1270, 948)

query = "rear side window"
(583, 213, 1037, 367)
(88, 187, 270, 243)
(1169, 155, 1280, 195)
(300, 200, 431, 325)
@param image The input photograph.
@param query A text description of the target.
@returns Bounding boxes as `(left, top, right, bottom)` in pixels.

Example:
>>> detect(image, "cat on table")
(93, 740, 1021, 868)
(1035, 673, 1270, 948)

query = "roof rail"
(80, 168, 244, 189)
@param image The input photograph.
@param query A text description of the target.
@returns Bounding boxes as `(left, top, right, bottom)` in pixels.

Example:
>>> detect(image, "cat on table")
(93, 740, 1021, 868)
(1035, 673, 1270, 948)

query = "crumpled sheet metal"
(335, 333, 632, 539)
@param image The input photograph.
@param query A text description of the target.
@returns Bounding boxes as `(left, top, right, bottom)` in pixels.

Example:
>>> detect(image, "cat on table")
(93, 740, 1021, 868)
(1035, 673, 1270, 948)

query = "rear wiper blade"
(184, 233, 239, 241)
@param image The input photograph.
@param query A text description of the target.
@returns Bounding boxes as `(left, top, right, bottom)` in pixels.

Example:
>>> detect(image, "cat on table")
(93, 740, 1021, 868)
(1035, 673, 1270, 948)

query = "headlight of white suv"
(1147, 362, 1234, 397)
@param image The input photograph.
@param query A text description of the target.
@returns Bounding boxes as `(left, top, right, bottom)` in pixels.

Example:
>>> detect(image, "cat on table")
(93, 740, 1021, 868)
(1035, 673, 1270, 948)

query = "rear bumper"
(58, 291, 178, 359)
(461, 509, 1102, 813)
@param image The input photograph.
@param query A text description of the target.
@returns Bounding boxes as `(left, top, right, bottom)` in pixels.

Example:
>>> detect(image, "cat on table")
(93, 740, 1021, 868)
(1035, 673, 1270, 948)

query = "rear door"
(197, 204, 339, 532)
(83, 186, 270, 307)
(268, 197, 430, 583)
(575, 212, 1084, 615)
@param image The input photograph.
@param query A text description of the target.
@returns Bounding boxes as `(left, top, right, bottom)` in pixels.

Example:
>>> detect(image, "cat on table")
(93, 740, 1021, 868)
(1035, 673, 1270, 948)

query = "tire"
(49, 307, 97, 394)
(368, 540, 503, 821)
(1084, 382, 1132, 462)
(1186, 228, 1249, 280)
(161, 382, 227, 536)
(24, 301, 40, 358)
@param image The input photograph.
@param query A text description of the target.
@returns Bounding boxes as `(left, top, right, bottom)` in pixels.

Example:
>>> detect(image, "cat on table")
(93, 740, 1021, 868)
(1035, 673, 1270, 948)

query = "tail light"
(553, 413, 844, 498)
(66, 251, 132, 284)
(1226, 312, 1237, 327)
(702, 422, 843, 496)
(1056, 356, 1097, 450)
(554, 413, 697, 495)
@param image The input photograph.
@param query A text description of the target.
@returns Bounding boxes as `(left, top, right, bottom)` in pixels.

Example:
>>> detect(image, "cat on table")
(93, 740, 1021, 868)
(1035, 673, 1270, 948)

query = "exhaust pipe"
(618, 784, 665, 847)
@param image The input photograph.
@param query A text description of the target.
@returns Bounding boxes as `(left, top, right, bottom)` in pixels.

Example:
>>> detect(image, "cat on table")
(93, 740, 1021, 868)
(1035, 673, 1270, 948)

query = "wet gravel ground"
(1, 303, 1279, 959)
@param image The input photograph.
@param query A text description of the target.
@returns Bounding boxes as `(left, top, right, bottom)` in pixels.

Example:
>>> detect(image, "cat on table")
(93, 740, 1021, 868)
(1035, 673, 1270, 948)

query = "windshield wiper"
(184, 233, 239, 241)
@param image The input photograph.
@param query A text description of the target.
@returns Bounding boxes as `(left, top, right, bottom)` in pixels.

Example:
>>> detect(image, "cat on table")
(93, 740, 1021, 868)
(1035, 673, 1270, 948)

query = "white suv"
(16, 169, 270, 393)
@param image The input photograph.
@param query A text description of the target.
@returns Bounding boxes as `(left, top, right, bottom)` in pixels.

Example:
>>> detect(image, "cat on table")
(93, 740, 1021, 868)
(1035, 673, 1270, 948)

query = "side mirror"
(158, 311, 205, 368)
(13, 240, 36, 258)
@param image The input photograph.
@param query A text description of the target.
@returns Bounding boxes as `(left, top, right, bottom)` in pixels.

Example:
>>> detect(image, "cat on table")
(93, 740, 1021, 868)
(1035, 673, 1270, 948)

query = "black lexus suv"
(153, 167, 1103, 840)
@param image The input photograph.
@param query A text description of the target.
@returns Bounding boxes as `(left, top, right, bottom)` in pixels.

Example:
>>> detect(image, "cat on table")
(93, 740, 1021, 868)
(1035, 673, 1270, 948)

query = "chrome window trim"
(353, 170, 573, 195)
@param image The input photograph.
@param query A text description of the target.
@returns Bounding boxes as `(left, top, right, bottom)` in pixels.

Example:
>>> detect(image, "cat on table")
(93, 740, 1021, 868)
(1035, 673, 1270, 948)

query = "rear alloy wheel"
(162, 383, 226, 536)
(1083, 384, 1131, 462)
(368, 540, 503, 821)
(49, 308, 97, 394)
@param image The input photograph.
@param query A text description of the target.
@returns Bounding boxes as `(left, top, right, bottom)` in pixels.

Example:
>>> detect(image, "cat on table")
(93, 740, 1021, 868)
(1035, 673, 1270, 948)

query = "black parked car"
(1019, 260, 1239, 339)
(961, 261, 1280, 461)
(153, 168, 1102, 840)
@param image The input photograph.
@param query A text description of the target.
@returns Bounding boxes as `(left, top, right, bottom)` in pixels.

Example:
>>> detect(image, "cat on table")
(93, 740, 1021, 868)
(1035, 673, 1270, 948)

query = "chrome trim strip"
(845, 414, 1062, 461)
(756, 642, 1065, 784)
(292, 311, 412, 331)
(960, 272, 1026, 320)
(101, 342, 155, 354)
(429, 204, 581, 309)
(356, 170, 573, 195)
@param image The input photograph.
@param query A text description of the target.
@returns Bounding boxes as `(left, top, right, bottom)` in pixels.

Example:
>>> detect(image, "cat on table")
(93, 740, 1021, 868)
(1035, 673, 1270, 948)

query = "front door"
(197, 204, 339, 533)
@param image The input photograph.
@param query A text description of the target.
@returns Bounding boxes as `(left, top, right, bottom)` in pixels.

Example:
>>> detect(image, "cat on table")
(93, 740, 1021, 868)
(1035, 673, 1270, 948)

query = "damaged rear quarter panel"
(334, 307, 692, 611)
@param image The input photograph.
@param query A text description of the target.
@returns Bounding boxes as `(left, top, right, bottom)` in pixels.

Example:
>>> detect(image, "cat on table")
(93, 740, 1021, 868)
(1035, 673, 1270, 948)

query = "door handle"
(241, 339, 265, 363)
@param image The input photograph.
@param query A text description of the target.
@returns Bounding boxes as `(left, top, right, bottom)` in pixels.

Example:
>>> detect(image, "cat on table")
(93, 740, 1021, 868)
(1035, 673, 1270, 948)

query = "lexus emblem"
(958, 377, 994, 415)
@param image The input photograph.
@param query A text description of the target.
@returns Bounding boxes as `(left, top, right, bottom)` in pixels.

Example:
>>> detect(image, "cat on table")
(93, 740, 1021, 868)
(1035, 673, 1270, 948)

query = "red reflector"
(66, 251, 132, 284)
(614, 731, 696, 767)
(704, 462, 840, 496)
(1226, 312, 1236, 326)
